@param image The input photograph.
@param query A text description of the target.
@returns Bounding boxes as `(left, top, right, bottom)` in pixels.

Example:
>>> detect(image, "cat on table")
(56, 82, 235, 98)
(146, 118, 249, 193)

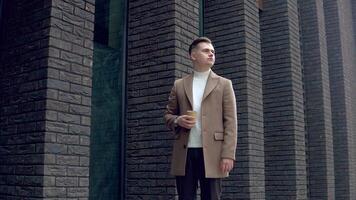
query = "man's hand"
(177, 115, 196, 129)
(220, 158, 234, 173)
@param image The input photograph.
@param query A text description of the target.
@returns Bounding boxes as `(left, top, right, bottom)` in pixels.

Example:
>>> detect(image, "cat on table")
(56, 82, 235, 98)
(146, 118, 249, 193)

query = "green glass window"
(90, 0, 127, 199)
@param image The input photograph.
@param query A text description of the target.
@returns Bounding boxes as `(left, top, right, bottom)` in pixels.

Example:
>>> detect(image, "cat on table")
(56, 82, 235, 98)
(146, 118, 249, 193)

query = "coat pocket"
(214, 132, 224, 141)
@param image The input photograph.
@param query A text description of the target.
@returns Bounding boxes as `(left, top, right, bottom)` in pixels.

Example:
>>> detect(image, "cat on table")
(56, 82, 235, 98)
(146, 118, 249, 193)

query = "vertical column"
(126, 0, 199, 199)
(0, 0, 95, 199)
(204, 0, 265, 199)
(351, 1, 356, 198)
(339, 1, 356, 199)
(43, 0, 95, 199)
(298, 0, 335, 199)
(0, 0, 50, 198)
(341, 0, 356, 198)
(324, 0, 356, 199)
(353, 1, 356, 48)
(260, 0, 307, 199)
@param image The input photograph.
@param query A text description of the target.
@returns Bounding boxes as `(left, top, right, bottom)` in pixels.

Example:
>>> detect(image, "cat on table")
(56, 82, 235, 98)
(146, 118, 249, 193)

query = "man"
(164, 37, 238, 200)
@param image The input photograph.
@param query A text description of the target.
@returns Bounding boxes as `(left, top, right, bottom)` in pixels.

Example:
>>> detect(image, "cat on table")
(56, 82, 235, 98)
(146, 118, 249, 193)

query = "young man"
(164, 37, 238, 200)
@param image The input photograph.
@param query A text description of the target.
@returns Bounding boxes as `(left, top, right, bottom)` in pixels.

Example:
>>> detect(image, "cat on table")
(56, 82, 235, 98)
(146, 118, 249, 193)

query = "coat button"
(183, 145, 187, 149)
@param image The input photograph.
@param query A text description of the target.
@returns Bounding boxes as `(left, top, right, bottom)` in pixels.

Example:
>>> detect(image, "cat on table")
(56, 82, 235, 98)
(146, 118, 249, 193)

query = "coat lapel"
(202, 71, 219, 101)
(183, 74, 193, 107)
(183, 71, 219, 106)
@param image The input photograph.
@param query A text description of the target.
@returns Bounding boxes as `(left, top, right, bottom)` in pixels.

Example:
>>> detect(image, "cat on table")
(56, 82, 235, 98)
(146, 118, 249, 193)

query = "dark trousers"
(176, 148, 222, 200)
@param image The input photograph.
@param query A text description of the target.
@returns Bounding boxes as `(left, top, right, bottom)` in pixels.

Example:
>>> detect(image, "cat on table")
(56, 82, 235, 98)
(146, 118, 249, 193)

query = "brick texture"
(351, 2, 356, 199)
(354, 1, 356, 47)
(0, 0, 94, 199)
(260, 0, 307, 199)
(339, 1, 356, 199)
(298, 0, 335, 199)
(204, 0, 265, 199)
(42, 0, 94, 199)
(324, 0, 356, 199)
(0, 0, 51, 198)
(126, 0, 199, 199)
(1, 0, 356, 200)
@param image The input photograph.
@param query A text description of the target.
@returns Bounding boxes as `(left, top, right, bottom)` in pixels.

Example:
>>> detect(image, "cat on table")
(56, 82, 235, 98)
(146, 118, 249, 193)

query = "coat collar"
(183, 70, 220, 107)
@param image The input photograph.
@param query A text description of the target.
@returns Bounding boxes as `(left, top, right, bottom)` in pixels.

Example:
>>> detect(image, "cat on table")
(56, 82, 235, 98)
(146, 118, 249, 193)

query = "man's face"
(191, 42, 215, 69)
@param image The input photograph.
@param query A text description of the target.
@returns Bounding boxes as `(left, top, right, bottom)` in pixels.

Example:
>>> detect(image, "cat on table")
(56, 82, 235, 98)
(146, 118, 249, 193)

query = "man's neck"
(193, 65, 211, 72)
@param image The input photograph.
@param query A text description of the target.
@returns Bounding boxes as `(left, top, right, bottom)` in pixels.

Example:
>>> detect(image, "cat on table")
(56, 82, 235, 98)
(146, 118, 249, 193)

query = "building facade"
(0, 0, 356, 199)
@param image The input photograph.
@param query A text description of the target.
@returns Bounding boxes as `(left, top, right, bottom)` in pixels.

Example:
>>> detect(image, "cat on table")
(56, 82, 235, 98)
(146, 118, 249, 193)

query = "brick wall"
(339, 1, 356, 199)
(298, 0, 335, 199)
(0, 0, 51, 198)
(351, 2, 356, 199)
(338, 0, 356, 199)
(354, 1, 356, 45)
(204, 0, 265, 199)
(0, 0, 94, 199)
(126, 0, 199, 199)
(1, 0, 356, 199)
(260, 0, 307, 199)
(324, 0, 356, 199)
(42, 0, 95, 199)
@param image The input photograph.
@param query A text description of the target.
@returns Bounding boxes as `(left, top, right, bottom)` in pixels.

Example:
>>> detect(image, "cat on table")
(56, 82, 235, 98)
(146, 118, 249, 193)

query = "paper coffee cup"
(186, 110, 197, 120)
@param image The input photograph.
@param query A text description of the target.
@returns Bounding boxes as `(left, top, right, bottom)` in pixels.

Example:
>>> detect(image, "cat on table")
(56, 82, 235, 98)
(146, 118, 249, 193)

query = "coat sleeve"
(221, 80, 238, 160)
(164, 80, 181, 134)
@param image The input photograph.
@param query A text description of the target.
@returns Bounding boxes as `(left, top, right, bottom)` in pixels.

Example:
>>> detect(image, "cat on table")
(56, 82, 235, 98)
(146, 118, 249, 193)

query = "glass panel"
(90, 0, 126, 199)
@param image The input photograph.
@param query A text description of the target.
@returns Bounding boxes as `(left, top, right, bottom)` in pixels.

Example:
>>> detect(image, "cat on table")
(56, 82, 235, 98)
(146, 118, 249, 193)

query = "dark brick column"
(0, 0, 94, 199)
(351, 1, 356, 198)
(340, 1, 356, 199)
(126, 0, 199, 199)
(298, 0, 335, 199)
(204, 1, 265, 199)
(42, 0, 95, 198)
(260, 0, 307, 199)
(354, 1, 356, 45)
(0, 0, 51, 198)
(324, 0, 356, 199)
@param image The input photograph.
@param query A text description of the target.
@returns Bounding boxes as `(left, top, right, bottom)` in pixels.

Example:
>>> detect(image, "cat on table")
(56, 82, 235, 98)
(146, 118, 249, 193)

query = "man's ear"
(190, 51, 196, 61)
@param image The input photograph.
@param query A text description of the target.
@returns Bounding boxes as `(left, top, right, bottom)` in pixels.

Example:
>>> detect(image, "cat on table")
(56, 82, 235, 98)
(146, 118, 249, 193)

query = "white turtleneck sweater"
(187, 69, 211, 148)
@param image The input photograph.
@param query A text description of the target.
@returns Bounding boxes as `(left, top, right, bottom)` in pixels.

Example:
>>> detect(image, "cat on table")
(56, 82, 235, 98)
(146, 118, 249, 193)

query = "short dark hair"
(188, 37, 212, 55)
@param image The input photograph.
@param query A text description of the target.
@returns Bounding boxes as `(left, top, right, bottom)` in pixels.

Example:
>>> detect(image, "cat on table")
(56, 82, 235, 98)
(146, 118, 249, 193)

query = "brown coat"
(164, 71, 237, 178)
